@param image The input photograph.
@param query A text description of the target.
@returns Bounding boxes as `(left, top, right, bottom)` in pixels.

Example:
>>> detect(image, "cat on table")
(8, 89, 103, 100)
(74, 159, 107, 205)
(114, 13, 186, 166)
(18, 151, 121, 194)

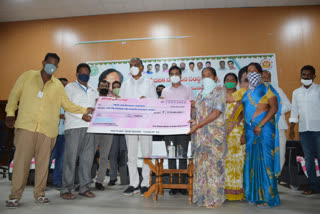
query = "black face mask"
(157, 91, 162, 97)
(100, 88, 108, 96)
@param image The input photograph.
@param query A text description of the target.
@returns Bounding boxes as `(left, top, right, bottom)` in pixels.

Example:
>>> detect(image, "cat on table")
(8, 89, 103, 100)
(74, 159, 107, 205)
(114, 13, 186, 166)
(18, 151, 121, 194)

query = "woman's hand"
(186, 119, 198, 135)
(187, 125, 199, 135)
(254, 125, 262, 136)
(188, 119, 196, 125)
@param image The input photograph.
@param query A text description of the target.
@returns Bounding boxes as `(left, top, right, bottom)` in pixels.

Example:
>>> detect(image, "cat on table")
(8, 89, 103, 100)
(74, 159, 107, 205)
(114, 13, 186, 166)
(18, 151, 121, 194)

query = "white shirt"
(218, 68, 228, 72)
(274, 86, 291, 130)
(119, 76, 157, 99)
(195, 68, 203, 73)
(289, 83, 320, 132)
(64, 81, 98, 130)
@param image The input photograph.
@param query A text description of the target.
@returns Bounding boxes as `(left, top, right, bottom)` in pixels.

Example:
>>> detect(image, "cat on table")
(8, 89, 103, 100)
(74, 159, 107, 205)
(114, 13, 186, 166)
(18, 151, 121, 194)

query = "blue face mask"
(44, 64, 57, 75)
(78, 74, 90, 83)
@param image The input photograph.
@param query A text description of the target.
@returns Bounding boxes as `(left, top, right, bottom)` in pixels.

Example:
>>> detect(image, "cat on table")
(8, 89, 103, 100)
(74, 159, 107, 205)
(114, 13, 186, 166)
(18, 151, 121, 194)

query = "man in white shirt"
(289, 65, 320, 195)
(160, 66, 194, 195)
(119, 57, 158, 196)
(262, 70, 292, 169)
(227, 60, 237, 70)
(179, 62, 186, 73)
(218, 61, 228, 71)
(60, 63, 98, 199)
(188, 62, 195, 73)
(196, 62, 203, 73)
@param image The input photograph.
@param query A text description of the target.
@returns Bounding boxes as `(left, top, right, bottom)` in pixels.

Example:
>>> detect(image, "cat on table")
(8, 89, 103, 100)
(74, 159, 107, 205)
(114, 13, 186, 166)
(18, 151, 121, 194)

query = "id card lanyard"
(76, 80, 88, 93)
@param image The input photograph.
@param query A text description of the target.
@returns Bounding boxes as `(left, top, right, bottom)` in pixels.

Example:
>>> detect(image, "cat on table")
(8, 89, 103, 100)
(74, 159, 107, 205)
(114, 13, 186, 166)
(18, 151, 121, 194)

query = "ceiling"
(1, 0, 320, 22)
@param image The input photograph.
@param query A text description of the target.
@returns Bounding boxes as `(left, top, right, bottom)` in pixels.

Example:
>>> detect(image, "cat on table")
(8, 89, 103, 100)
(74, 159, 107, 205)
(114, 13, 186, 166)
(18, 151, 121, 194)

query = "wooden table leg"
(159, 159, 164, 195)
(144, 159, 156, 198)
(153, 159, 160, 201)
(188, 159, 194, 204)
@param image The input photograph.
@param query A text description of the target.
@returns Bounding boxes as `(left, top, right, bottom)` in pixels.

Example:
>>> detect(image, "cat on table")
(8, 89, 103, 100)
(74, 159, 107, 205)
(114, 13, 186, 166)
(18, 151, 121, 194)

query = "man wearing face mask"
(289, 65, 320, 195)
(93, 80, 114, 190)
(109, 80, 128, 186)
(112, 81, 121, 97)
(160, 66, 194, 195)
(5, 53, 92, 208)
(262, 70, 291, 170)
(98, 81, 109, 96)
(60, 63, 98, 200)
(119, 57, 157, 196)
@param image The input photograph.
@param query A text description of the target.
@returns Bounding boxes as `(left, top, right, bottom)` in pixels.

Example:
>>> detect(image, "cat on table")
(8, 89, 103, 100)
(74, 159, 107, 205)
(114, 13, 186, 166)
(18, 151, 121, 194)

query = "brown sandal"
(60, 192, 76, 200)
(303, 189, 320, 195)
(79, 191, 95, 198)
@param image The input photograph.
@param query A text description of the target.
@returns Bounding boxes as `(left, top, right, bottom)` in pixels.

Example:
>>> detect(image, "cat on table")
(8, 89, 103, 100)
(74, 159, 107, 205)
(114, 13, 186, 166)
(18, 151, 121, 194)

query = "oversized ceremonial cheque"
(87, 97, 191, 135)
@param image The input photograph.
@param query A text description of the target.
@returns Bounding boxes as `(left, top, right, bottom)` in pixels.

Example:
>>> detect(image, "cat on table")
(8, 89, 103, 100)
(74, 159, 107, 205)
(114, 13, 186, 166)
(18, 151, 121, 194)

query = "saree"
(242, 83, 282, 207)
(192, 86, 228, 207)
(225, 101, 245, 200)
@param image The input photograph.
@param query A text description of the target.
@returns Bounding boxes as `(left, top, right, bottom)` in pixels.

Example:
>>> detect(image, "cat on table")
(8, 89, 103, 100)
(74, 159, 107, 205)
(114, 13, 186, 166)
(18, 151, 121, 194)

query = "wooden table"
(142, 157, 194, 203)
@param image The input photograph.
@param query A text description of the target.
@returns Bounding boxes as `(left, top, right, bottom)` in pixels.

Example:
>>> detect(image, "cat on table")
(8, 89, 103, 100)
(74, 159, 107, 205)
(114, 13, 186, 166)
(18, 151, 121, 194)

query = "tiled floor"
(0, 177, 319, 214)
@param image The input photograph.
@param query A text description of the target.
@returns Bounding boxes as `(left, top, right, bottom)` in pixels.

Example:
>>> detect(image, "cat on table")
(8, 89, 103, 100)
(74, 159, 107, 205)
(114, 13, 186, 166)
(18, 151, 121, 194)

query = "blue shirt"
(58, 107, 65, 135)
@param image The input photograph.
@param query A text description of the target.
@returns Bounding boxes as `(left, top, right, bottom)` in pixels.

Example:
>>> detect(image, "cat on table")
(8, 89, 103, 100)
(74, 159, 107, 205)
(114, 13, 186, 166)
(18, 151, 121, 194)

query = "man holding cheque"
(118, 57, 158, 196)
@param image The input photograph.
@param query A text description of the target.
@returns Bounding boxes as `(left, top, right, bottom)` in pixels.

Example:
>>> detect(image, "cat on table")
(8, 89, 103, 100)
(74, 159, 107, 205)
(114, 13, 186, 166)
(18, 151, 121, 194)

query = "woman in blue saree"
(226, 63, 282, 208)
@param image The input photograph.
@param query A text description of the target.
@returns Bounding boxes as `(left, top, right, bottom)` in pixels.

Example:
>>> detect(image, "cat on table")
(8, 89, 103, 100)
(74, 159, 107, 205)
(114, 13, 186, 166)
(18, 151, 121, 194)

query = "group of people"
(4, 53, 320, 209)
(145, 60, 237, 75)
(187, 63, 319, 208)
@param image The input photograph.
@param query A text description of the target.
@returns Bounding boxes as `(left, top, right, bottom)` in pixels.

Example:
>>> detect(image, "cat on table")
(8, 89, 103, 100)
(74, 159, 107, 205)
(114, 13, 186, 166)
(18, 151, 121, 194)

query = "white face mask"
(202, 77, 217, 97)
(170, 75, 180, 84)
(202, 78, 216, 89)
(301, 79, 313, 86)
(130, 66, 140, 76)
